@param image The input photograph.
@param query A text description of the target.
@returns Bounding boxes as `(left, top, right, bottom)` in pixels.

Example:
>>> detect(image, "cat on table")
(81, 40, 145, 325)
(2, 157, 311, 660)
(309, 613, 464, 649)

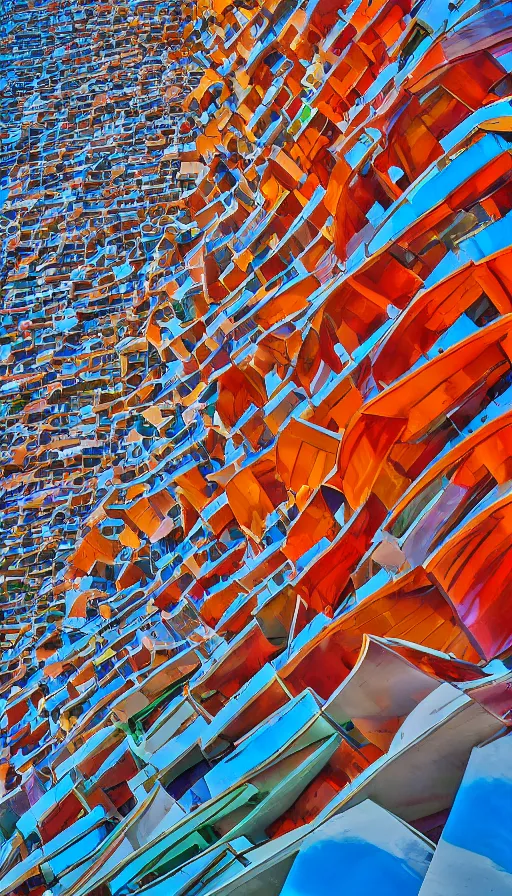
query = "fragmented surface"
(2, 0, 512, 892)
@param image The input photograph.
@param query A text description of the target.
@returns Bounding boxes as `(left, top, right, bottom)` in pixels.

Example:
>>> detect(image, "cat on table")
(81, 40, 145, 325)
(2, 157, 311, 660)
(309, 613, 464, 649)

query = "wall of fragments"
(2, 0, 512, 892)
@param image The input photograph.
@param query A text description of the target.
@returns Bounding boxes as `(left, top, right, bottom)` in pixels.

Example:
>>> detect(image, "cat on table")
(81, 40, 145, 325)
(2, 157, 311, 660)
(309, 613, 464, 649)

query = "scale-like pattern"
(2, 0, 512, 893)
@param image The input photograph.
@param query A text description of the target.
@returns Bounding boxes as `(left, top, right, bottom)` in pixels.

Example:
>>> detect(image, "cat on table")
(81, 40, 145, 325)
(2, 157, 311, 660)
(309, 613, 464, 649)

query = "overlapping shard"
(2, 0, 512, 891)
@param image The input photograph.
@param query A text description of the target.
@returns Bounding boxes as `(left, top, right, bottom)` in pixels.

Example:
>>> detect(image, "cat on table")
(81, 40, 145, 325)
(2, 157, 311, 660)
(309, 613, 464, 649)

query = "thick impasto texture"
(2, 0, 512, 893)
